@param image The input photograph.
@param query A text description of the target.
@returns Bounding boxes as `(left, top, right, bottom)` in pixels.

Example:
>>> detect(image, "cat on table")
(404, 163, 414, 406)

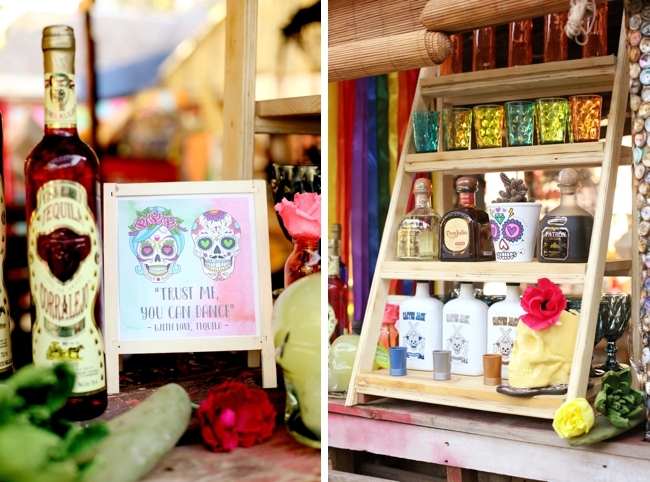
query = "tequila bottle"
(538, 168, 593, 263)
(440, 177, 494, 261)
(329, 223, 348, 283)
(396, 178, 440, 260)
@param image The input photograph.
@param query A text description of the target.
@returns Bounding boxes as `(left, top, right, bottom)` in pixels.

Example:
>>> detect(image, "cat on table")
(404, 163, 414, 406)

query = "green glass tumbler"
(535, 98, 568, 144)
(504, 101, 535, 146)
(442, 107, 472, 150)
(473, 104, 504, 148)
(412, 110, 440, 153)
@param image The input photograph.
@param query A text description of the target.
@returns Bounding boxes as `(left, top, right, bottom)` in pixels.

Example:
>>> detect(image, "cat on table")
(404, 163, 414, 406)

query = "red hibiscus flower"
(520, 278, 567, 330)
(197, 381, 276, 452)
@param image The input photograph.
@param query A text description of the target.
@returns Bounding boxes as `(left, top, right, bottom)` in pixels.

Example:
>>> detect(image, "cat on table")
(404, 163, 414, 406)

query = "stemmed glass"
(595, 293, 632, 373)
(565, 296, 607, 377)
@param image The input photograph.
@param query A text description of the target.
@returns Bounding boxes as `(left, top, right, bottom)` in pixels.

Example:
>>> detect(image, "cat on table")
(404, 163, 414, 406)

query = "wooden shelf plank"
(255, 95, 321, 117)
(355, 370, 599, 419)
(380, 259, 631, 284)
(421, 56, 617, 104)
(405, 143, 630, 174)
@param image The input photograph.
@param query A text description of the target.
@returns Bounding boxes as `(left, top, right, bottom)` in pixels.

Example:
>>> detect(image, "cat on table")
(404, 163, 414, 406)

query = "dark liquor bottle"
(440, 177, 495, 261)
(538, 168, 593, 263)
(25, 26, 106, 419)
(329, 223, 348, 284)
(328, 254, 349, 345)
(0, 114, 13, 381)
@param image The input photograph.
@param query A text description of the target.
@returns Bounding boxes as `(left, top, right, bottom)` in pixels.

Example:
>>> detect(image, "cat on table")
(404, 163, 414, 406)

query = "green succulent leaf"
(594, 368, 644, 430)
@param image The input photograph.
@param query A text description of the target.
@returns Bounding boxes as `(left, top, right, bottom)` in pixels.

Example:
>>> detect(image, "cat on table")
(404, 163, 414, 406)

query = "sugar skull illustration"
(128, 206, 187, 283)
(191, 210, 241, 280)
(489, 206, 529, 261)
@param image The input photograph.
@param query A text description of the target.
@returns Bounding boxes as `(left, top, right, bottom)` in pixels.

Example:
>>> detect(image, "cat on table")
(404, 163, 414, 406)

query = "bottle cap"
(382, 303, 399, 324)
(42, 25, 75, 50)
(412, 178, 433, 194)
(330, 223, 342, 239)
(456, 176, 478, 192)
(557, 168, 580, 195)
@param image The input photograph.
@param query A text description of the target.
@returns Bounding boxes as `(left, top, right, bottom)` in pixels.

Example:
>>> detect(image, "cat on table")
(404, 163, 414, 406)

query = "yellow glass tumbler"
(535, 98, 568, 144)
(473, 104, 504, 148)
(443, 108, 472, 150)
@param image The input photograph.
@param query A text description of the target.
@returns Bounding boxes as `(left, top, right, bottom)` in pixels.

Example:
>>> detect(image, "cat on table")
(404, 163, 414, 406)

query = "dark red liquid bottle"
(25, 25, 106, 420)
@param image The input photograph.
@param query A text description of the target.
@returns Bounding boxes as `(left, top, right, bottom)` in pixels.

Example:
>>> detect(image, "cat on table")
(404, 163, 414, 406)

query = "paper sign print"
(191, 210, 242, 280)
(128, 206, 187, 283)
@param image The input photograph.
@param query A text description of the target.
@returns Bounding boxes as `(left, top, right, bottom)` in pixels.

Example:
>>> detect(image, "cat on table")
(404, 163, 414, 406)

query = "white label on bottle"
(29, 180, 105, 394)
(0, 178, 11, 373)
(44, 73, 77, 128)
(444, 218, 470, 252)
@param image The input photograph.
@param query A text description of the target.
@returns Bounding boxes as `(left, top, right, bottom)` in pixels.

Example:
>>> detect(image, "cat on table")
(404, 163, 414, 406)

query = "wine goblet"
(595, 293, 632, 373)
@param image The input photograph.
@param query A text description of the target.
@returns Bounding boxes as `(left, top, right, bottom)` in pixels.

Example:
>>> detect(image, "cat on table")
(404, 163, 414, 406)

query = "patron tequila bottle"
(538, 168, 593, 263)
(396, 178, 440, 260)
(25, 26, 106, 419)
(440, 177, 494, 261)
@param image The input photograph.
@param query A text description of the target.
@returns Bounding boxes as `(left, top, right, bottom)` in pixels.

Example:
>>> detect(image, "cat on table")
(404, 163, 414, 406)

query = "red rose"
(520, 277, 567, 330)
(197, 381, 276, 452)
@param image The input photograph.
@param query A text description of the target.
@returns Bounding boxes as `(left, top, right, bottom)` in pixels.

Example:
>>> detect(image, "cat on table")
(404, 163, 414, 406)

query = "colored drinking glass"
(442, 108, 472, 150)
(569, 95, 603, 142)
(535, 98, 568, 144)
(473, 104, 504, 148)
(412, 110, 440, 153)
(504, 101, 535, 146)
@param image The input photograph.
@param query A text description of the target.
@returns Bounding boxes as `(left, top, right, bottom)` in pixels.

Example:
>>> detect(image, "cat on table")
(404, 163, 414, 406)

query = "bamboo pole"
(420, 0, 609, 33)
(329, 30, 451, 83)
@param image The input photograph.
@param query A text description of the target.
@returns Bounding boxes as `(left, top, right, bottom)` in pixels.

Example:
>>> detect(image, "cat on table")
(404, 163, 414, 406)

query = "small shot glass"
(433, 349, 452, 381)
(389, 346, 408, 376)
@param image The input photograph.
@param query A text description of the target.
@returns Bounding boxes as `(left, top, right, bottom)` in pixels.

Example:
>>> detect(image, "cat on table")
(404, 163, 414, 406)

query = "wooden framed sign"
(102, 180, 276, 393)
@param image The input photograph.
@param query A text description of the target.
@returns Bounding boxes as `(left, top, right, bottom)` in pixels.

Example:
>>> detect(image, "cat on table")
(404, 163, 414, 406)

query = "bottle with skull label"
(25, 26, 106, 419)
(397, 282, 443, 371)
(441, 282, 488, 376)
(486, 283, 523, 379)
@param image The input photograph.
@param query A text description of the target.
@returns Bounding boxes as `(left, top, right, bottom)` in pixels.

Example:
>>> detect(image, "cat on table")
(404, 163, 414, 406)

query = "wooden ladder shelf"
(345, 15, 631, 420)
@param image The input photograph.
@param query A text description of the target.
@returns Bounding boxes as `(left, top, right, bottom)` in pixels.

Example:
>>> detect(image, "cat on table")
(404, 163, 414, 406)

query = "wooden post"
(222, 0, 257, 181)
(81, 0, 98, 152)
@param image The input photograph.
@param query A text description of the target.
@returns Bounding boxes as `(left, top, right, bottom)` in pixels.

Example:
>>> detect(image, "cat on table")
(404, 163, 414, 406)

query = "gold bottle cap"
(42, 25, 75, 50)
(330, 223, 342, 239)
(412, 178, 433, 194)
(456, 176, 478, 192)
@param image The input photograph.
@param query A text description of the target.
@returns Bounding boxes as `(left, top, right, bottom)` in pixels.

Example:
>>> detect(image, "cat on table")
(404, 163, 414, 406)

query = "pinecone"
(493, 173, 533, 202)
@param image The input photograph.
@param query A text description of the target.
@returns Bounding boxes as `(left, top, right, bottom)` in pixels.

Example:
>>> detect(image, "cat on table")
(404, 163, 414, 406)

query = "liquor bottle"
(378, 303, 399, 350)
(396, 178, 441, 260)
(508, 20, 532, 67)
(329, 223, 348, 284)
(543, 12, 568, 63)
(486, 283, 523, 379)
(440, 33, 463, 76)
(397, 282, 443, 371)
(442, 282, 488, 376)
(583, 3, 608, 58)
(538, 168, 593, 263)
(440, 177, 495, 261)
(25, 26, 106, 419)
(472, 27, 496, 71)
(328, 253, 349, 345)
(0, 115, 12, 380)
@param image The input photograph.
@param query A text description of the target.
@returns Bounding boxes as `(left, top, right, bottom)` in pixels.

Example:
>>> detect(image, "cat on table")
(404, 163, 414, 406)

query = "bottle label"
(328, 304, 337, 342)
(489, 317, 517, 365)
(328, 255, 340, 276)
(44, 73, 77, 128)
(445, 316, 469, 364)
(0, 179, 11, 373)
(444, 218, 470, 252)
(540, 226, 569, 260)
(29, 180, 105, 394)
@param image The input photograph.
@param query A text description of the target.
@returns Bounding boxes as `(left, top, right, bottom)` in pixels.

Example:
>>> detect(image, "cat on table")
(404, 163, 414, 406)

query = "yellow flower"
(552, 398, 595, 439)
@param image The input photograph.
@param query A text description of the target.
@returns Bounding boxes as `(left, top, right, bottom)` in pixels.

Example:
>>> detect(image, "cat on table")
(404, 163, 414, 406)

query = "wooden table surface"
(329, 397, 650, 482)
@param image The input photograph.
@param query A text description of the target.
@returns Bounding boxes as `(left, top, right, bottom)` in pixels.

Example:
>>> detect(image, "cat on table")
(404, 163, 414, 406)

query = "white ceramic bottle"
(486, 283, 524, 379)
(397, 282, 443, 371)
(442, 282, 488, 375)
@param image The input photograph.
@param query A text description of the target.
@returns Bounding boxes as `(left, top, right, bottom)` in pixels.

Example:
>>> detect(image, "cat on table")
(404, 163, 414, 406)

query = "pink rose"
(133, 216, 149, 231)
(146, 210, 164, 226)
(520, 278, 567, 330)
(162, 215, 178, 230)
(274, 192, 321, 241)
